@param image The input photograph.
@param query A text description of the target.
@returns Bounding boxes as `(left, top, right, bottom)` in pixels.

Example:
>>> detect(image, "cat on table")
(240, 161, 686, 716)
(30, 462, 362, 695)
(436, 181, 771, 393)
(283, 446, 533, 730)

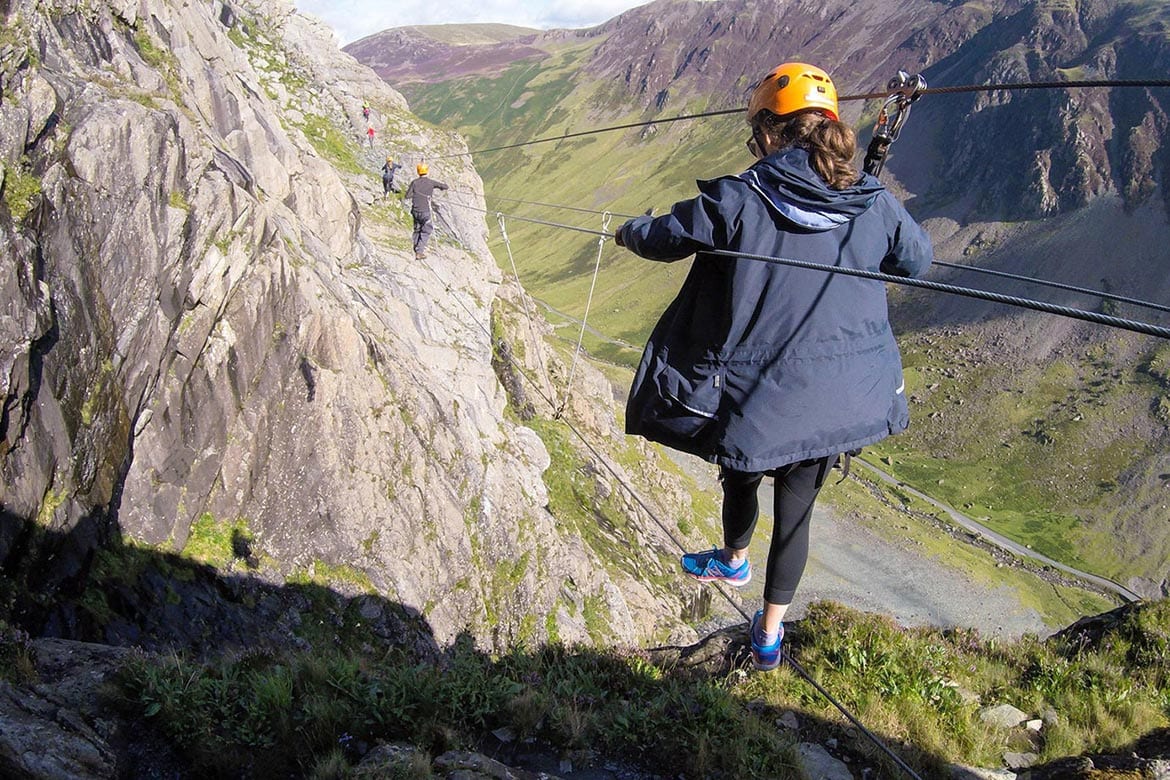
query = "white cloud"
(532, 0, 651, 29)
(294, 0, 650, 45)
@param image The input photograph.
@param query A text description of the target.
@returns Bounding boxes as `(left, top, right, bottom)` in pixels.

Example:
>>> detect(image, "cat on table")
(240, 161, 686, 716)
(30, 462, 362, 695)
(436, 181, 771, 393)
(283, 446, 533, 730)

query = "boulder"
(978, 703, 1030, 729)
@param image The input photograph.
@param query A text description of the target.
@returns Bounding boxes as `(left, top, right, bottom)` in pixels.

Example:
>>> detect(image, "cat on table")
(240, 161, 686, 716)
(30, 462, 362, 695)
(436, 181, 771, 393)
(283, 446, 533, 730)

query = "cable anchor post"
(862, 70, 927, 177)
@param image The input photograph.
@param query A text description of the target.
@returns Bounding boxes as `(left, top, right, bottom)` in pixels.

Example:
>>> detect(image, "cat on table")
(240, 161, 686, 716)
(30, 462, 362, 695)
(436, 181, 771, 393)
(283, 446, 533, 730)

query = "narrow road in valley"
(668, 451, 1051, 637)
(667, 450, 1133, 639)
(854, 458, 1143, 603)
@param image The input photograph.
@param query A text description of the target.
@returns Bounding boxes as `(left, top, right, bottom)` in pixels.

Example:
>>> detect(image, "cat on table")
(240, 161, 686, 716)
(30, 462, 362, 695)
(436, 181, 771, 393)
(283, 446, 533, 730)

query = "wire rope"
(410, 241, 926, 777)
(556, 211, 612, 418)
(442, 201, 1170, 340)
(933, 260, 1170, 315)
(436, 78, 1170, 159)
(784, 652, 925, 779)
(495, 212, 556, 400)
(487, 193, 640, 219)
(406, 75, 1170, 779)
(448, 190, 1170, 317)
(706, 248, 1170, 340)
(433, 196, 1170, 779)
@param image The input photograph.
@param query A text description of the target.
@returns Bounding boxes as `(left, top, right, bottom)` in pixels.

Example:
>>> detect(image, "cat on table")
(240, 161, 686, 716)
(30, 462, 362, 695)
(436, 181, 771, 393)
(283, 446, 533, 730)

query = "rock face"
(912, 0, 1170, 219)
(0, 0, 706, 654)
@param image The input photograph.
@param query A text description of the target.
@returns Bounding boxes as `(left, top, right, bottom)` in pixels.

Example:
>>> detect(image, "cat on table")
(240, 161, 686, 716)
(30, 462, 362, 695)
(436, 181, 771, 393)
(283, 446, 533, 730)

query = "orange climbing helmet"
(747, 62, 839, 123)
(417, 163, 429, 175)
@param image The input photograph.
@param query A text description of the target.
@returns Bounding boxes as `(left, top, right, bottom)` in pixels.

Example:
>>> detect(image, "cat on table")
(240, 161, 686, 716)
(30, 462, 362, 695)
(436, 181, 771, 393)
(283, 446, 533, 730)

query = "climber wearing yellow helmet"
(381, 156, 402, 197)
(404, 163, 448, 259)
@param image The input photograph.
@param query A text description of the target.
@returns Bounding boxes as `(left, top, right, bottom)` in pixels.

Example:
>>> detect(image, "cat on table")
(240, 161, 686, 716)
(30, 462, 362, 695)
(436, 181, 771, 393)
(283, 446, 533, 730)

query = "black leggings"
(721, 455, 837, 605)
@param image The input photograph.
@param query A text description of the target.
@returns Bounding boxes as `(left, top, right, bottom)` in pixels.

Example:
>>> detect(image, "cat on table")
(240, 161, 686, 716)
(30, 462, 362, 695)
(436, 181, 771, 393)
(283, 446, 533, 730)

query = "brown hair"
(757, 111, 859, 190)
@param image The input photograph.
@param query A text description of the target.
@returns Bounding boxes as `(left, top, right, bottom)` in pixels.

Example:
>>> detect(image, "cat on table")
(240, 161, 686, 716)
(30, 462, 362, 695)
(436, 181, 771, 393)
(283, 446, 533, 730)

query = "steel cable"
(399, 74, 1170, 780)
(436, 78, 1170, 160)
(932, 260, 1170, 315)
(404, 201, 968, 779)
(445, 190, 1170, 317)
(408, 238, 927, 779)
(442, 201, 1170, 340)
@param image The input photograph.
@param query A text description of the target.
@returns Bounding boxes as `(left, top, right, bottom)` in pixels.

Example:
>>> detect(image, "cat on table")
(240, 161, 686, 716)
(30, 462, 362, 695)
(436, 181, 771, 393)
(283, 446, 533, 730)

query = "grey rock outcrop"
(979, 703, 1031, 730)
(0, 0, 706, 656)
(951, 767, 1017, 780)
(796, 742, 853, 780)
(0, 638, 135, 779)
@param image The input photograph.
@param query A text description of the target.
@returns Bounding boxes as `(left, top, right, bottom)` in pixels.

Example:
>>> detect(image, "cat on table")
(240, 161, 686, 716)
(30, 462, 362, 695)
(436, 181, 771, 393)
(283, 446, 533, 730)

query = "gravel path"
(671, 453, 1052, 639)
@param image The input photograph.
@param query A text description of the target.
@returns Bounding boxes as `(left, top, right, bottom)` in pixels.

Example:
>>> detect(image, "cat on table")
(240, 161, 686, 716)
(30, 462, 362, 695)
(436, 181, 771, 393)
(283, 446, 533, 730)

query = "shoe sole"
(753, 657, 782, 672)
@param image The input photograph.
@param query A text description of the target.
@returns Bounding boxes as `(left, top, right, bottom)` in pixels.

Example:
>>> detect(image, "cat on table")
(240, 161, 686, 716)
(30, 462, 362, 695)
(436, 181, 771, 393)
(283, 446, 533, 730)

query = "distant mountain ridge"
(345, 23, 553, 85)
(353, 0, 1170, 219)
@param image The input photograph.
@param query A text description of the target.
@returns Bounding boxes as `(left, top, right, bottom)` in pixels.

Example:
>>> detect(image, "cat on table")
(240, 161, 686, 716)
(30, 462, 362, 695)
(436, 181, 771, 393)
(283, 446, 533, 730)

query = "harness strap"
(835, 449, 860, 483)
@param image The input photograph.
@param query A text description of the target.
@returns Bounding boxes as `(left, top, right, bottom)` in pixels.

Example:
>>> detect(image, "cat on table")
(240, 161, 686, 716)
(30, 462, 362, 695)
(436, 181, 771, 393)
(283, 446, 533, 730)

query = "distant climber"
(404, 163, 448, 259)
(382, 156, 402, 196)
(366, 125, 375, 148)
(362, 99, 371, 120)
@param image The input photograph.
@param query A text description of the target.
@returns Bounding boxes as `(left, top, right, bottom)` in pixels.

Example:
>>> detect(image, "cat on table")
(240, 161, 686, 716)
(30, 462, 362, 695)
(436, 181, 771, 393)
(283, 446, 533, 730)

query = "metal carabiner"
(863, 71, 927, 177)
(874, 71, 927, 144)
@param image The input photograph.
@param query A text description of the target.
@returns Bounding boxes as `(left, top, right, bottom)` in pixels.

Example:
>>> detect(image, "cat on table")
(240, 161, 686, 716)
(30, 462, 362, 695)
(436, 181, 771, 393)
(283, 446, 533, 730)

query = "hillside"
(352, 0, 1170, 599)
(344, 23, 550, 85)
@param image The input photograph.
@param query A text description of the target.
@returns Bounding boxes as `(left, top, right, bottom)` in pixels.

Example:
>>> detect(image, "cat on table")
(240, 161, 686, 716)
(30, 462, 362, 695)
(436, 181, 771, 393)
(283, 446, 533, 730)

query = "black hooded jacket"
(617, 147, 933, 471)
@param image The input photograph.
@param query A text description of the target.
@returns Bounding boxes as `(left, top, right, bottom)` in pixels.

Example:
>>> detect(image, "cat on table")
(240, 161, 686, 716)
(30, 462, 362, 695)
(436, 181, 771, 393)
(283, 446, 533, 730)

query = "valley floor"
(669, 451, 1055, 639)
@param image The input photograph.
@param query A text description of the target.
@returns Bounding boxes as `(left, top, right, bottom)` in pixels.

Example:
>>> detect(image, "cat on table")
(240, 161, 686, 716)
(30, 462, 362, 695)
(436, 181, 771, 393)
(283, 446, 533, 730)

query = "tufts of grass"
(130, 24, 182, 99)
(299, 114, 365, 175)
(109, 635, 803, 778)
(106, 598, 1170, 778)
(288, 560, 376, 594)
(0, 621, 37, 685)
(2, 159, 41, 221)
(740, 600, 1170, 775)
(524, 415, 682, 598)
(182, 513, 257, 570)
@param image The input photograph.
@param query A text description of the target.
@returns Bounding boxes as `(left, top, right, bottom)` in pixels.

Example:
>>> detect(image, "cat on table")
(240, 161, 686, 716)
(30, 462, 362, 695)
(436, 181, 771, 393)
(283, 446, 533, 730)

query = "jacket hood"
(735, 147, 883, 231)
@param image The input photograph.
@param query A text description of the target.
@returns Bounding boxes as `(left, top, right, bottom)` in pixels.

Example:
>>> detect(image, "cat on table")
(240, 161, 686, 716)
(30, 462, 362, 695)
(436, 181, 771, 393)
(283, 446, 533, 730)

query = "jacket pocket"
(645, 360, 724, 440)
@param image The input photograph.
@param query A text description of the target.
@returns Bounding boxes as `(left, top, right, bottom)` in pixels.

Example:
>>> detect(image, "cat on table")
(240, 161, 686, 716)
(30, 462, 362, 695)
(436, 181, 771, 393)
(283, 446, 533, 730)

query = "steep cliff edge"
(0, 0, 708, 656)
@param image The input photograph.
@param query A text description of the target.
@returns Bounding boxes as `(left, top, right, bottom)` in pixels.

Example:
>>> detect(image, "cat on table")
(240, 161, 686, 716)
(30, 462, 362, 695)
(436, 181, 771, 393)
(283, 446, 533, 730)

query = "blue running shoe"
(750, 610, 784, 672)
(680, 547, 751, 586)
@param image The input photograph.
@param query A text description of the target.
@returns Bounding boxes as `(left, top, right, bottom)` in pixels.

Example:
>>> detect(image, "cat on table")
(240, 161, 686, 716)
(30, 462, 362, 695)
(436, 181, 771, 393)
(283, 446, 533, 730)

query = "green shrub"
(2, 161, 41, 220)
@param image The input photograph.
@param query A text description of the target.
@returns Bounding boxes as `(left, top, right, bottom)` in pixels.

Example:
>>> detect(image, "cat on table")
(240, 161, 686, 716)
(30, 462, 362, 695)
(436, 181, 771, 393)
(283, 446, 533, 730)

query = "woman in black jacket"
(614, 62, 932, 670)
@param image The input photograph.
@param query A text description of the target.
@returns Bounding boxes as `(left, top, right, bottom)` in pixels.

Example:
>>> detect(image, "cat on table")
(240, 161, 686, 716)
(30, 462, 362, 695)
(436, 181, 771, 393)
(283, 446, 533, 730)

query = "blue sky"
(294, 0, 653, 45)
